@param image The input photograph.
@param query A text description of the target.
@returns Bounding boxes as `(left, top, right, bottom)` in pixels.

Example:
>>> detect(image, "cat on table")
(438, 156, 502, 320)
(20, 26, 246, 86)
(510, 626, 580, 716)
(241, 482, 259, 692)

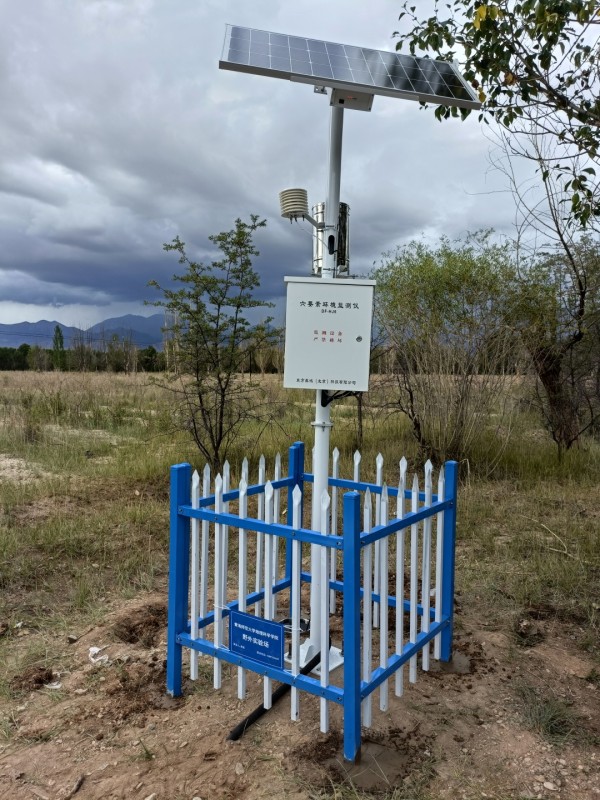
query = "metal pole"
(322, 104, 344, 279)
(304, 103, 344, 662)
(166, 462, 191, 697)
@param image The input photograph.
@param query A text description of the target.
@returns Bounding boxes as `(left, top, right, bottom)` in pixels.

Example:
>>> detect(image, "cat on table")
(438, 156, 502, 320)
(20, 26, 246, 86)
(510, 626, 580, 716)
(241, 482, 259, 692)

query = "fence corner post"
(342, 490, 362, 762)
(286, 442, 305, 578)
(287, 441, 305, 524)
(440, 460, 458, 663)
(167, 462, 192, 697)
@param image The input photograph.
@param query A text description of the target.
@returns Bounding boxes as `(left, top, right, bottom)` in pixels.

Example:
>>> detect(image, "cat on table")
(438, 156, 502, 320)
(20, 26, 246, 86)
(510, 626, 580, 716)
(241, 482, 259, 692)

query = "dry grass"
(0, 369, 598, 679)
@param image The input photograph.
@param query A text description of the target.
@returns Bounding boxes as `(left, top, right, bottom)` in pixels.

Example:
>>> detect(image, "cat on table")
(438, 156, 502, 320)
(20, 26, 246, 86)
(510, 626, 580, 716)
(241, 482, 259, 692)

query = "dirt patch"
(293, 729, 343, 765)
(112, 602, 167, 648)
(513, 615, 546, 646)
(0, 596, 599, 800)
(9, 495, 81, 524)
(0, 455, 52, 483)
(44, 424, 120, 446)
(90, 661, 181, 724)
(306, 726, 435, 793)
(9, 666, 54, 693)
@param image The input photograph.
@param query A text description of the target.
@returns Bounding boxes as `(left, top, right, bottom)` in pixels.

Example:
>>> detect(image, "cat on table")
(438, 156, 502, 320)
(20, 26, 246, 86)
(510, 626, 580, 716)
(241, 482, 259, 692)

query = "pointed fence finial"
(381, 483, 389, 515)
(353, 450, 361, 482)
(376, 453, 384, 488)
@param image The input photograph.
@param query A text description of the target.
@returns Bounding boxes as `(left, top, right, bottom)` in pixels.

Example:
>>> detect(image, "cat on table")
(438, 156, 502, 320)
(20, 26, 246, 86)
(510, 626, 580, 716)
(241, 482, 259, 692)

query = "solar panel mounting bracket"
(330, 87, 373, 112)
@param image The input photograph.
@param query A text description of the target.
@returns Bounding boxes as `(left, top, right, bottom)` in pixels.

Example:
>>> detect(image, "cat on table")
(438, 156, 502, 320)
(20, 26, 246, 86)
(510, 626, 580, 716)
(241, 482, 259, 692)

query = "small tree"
(71, 329, 95, 371)
(149, 215, 276, 472)
(138, 345, 159, 372)
(253, 321, 280, 376)
(28, 345, 50, 371)
(15, 343, 30, 371)
(396, 1, 600, 225)
(490, 131, 600, 455)
(52, 325, 66, 371)
(373, 232, 519, 465)
(505, 239, 600, 455)
(106, 334, 127, 373)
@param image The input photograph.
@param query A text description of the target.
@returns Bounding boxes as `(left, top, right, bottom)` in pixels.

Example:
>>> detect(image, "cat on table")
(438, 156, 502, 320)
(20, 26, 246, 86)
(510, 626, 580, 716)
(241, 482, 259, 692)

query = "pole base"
(294, 639, 344, 674)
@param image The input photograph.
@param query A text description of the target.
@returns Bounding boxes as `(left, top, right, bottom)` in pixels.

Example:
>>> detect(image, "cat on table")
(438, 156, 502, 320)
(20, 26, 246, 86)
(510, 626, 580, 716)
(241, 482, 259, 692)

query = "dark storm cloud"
(0, 0, 519, 324)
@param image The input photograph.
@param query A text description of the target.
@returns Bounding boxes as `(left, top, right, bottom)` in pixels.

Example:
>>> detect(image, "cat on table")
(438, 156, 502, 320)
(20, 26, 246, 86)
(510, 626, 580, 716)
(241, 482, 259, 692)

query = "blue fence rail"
(166, 441, 458, 762)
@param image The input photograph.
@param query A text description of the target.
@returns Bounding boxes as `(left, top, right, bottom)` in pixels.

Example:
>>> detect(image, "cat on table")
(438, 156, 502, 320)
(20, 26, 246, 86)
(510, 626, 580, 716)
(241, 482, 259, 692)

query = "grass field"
(0, 369, 598, 799)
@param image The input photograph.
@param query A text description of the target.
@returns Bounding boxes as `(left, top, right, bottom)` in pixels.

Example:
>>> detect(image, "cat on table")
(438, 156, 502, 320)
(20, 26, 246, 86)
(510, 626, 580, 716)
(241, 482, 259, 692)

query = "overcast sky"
(0, 0, 523, 328)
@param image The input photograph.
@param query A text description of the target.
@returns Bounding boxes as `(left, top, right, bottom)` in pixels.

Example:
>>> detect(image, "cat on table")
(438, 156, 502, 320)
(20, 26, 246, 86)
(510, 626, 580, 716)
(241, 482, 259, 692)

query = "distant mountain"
(0, 320, 81, 349)
(0, 314, 165, 350)
(88, 314, 165, 339)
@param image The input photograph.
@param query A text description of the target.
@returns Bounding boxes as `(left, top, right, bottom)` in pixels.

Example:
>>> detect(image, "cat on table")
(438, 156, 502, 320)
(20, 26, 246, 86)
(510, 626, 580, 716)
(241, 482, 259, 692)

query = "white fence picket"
(237, 477, 248, 699)
(190, 470, 200, 680)
(409, 473, 419, 684)
(362, 489, 373, 727)
(353, 449, 361, 482)
(213, 474, 224, 689)
(200, 464, 211, 638)
(273, 453, 281, 618)
(373, 453, 384, 629)
(263, 481, 275, 709)
(290, 485, 302, 721)
(421, 460, 433, 671)
(255, 455, 265, 616)
(395, 457, 407, 697)
(222, 461, 230, 632)
(330, 447, 340, 614)
(379, 484, 389, 712)
(434, 466, 445, 660)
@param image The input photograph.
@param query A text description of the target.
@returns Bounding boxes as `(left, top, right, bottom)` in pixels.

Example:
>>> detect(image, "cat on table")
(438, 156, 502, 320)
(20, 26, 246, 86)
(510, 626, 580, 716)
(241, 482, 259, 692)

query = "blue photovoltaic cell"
(219, 25, 481, 109)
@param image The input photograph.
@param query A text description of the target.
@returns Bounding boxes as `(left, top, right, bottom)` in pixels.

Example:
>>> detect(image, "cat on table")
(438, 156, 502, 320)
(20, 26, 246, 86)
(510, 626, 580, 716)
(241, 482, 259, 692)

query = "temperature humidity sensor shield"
(219, 25, 481, 111)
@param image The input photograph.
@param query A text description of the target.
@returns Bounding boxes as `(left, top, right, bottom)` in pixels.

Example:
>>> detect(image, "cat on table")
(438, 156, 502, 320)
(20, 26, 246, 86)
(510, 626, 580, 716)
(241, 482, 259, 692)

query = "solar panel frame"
(219, 24, 481, 111)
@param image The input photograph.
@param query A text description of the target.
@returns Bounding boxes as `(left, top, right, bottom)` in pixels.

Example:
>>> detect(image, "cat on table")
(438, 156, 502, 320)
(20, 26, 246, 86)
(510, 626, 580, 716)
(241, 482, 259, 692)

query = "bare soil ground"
(0, 455, 52, 483)
(0, 591, 598, 800)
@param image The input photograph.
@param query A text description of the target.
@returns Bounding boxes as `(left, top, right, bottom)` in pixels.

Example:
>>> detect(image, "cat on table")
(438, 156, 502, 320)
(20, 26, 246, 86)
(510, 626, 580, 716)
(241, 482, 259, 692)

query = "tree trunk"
(536, 355, 581, 453)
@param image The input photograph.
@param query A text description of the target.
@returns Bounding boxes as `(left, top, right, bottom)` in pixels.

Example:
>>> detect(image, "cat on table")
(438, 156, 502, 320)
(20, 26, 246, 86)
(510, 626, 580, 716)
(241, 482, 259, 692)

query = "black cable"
(321, 390, 361, 408)
(226, 649, 324, 742)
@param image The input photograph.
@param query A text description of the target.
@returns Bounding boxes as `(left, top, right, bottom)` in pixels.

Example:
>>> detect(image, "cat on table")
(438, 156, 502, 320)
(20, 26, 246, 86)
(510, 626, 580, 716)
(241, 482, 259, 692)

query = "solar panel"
(219, 25, 481, 110)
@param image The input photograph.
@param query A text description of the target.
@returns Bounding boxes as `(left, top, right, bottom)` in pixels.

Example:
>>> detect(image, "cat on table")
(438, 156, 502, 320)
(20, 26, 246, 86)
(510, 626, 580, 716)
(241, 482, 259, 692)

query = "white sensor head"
(279, 188, 309, 219)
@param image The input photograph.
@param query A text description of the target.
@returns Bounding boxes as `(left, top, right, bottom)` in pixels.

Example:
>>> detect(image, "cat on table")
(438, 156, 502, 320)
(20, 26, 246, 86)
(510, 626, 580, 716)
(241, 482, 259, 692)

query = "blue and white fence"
(166, 441, 458, 762)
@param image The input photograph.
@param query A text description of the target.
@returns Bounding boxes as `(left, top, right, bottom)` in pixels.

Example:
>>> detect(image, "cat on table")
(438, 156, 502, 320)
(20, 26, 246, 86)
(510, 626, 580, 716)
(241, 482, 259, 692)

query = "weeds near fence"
(136, 739, 155, 761)
(308, 766, 437, 800)
(514, 682, 579, 743)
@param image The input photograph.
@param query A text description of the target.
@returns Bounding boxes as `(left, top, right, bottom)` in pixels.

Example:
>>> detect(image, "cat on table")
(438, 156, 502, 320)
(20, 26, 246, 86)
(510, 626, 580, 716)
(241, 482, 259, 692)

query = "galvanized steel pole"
(305, 103, 344, 661)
